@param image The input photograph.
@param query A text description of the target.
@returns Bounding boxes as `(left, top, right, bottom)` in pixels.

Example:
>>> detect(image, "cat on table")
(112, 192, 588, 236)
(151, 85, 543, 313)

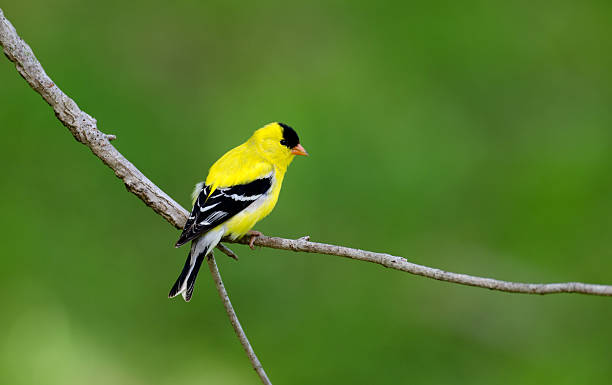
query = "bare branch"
(206, 254, 272, 384)
(232, 235, 612, 296)
(2, 1, 611, 370)
(217, 243, 239, 261)
(0, 8, 186, 230)
(2, 5, 611, 380)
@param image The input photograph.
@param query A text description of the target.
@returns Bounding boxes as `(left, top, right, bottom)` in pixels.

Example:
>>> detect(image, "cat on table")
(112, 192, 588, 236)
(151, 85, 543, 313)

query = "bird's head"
(250, 122, 308, 168)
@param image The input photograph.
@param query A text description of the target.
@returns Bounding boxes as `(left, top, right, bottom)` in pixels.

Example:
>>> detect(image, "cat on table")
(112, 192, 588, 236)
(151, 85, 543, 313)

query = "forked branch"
(3, 9, 609, 297)
(2, 7, 611, 383)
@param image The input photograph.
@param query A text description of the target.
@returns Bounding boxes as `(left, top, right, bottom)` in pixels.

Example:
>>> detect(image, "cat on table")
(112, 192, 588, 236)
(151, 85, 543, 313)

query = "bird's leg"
(246, 230, 263, 249)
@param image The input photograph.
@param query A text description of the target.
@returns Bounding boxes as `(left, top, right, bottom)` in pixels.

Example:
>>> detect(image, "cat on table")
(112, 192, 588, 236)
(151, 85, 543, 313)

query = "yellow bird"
(169, 122, 308, 301)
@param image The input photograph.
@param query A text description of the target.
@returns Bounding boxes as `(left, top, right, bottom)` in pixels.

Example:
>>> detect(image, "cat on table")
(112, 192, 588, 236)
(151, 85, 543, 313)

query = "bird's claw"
(246, 230, 263, 249)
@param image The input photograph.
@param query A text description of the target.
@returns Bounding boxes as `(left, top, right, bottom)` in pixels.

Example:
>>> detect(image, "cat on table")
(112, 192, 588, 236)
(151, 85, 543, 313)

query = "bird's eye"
(280, 139, 288, 146)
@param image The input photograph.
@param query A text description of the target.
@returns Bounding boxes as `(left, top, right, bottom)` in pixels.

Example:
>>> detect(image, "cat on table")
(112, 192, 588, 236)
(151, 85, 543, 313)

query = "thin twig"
(232, 235, 612, 296)
(206, 254, 272, 385)
(217, 243, 239, 261)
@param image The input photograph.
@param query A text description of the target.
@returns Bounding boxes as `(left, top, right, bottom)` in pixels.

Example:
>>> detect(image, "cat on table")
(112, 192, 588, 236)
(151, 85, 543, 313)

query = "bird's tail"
(169, 229, 224, 301)
(168, 251, 205, 301)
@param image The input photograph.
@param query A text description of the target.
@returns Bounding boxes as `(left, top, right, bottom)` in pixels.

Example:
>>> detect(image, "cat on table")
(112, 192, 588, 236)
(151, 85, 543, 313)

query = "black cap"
(278, 122, 300, 148)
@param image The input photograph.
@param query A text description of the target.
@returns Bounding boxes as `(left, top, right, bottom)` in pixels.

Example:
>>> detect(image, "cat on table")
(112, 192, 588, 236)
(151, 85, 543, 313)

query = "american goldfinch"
(169, 122, 308, 301)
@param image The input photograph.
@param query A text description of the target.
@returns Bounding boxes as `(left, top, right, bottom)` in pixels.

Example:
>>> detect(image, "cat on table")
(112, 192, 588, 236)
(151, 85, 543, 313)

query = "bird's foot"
(246, 230, 263, 249)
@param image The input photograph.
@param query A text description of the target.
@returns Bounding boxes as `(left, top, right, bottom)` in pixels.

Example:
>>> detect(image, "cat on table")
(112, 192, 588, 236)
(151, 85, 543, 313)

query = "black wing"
(175, 174, 273, 247)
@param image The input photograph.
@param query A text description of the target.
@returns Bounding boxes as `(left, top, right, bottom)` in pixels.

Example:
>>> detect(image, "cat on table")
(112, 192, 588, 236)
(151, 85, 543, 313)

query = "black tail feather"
(184, 254, 205, 301)
(168, 251, 192, 299)
(168, 249, 208, 302)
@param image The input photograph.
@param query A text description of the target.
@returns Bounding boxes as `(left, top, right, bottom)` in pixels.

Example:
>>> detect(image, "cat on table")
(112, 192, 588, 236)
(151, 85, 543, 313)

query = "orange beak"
(291, 143, 309, 156)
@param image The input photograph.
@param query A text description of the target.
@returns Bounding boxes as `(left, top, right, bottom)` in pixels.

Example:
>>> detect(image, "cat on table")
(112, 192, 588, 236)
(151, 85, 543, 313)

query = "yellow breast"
(223, 170, 285, 239)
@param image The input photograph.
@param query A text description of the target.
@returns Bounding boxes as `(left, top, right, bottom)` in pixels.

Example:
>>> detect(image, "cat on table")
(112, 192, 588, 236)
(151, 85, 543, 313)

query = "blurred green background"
(1, 1, 611, 384)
